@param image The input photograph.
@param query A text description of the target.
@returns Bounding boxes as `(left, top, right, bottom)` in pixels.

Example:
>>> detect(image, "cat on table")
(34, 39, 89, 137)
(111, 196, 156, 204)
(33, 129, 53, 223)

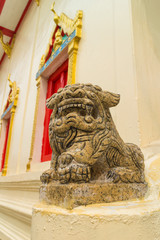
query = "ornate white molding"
(0, 174, 41, 240)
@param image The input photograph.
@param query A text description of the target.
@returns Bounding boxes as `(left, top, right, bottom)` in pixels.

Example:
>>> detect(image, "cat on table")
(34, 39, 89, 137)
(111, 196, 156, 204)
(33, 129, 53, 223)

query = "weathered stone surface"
(40, 182, 148, 209)
(40, 83, 147, 208)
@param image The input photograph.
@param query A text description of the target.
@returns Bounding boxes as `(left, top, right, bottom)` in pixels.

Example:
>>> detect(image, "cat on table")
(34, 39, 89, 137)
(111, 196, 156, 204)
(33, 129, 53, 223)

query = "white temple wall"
(131, 0, 160, 146)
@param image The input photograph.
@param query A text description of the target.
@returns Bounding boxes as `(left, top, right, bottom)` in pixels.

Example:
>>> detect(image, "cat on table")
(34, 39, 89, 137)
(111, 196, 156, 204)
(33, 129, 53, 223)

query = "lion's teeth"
(82, 104, 86, 109)
(59, 103, 89, 111)
(58, 107, 62, 114)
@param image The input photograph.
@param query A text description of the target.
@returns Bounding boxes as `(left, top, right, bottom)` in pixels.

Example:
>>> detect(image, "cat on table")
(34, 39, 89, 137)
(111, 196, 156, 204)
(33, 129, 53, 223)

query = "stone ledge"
(0, 198, 32, 224)
(40, 182, 148, 209)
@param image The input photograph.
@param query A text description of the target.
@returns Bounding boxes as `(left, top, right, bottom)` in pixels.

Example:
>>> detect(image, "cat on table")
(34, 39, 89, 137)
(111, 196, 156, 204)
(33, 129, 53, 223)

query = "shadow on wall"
(144, 0, 160, 61)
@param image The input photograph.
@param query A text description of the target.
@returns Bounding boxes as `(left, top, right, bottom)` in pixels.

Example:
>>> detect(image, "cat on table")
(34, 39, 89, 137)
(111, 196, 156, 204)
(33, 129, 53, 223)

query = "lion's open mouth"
(58, 103, 93, 115)
(57, 98, 96, 117)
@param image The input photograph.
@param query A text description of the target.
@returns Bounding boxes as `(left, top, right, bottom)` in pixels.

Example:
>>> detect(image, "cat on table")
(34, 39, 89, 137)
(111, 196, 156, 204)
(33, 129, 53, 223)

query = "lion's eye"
(65, 92, 72, 98)
(75, 91, 84, 98)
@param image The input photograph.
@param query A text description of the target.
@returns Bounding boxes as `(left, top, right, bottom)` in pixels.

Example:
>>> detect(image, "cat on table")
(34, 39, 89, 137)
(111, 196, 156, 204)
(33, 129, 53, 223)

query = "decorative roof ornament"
(37, 2, 83, 78)
(0, 31, 16, 59)
(51, 2, 83, 36)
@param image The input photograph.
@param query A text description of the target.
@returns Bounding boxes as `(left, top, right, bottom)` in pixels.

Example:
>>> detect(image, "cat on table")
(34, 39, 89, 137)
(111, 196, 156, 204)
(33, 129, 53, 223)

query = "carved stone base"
(40, 182, 148, 209)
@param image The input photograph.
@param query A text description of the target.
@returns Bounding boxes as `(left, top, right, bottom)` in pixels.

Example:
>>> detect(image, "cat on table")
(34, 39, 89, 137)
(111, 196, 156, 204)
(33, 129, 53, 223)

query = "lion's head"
(47, 83, 120, 135)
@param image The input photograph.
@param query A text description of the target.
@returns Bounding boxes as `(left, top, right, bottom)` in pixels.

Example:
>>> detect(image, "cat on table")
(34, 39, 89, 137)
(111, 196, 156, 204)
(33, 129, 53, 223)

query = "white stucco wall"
(131, 0, 160, 146)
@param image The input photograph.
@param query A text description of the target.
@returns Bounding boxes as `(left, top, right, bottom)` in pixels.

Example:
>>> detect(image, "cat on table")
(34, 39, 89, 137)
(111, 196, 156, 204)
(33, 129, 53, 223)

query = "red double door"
(41, 60, 68, 162)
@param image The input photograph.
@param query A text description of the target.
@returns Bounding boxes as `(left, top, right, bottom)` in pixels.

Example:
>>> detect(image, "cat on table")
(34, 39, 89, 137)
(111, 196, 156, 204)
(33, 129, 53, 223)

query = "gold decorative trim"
(35, 0, 40, 6)
(38, 2, 83, 77)
(67, 36, 80, 84)
(51, 2, 83, 85)
(51, 2, 83, 36)
(2, 75, 19, 176)
(38, 30, 55, 70)
(26, 80, 40, 171)
(0, 31, 16, 59)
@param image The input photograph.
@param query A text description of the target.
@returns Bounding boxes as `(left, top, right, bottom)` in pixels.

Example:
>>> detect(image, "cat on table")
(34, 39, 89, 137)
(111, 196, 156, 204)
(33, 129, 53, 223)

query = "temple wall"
(131, 0, 160, 146)
(0, 0, 159, 239)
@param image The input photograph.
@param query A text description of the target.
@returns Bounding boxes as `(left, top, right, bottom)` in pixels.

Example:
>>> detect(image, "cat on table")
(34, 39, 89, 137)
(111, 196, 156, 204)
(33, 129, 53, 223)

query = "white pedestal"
(32, 199, 160, 240)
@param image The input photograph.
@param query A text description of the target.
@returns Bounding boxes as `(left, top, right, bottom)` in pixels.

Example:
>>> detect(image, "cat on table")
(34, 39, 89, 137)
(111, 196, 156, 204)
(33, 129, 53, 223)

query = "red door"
(1, 119, 10, 172)
(41, 60, 68, 162)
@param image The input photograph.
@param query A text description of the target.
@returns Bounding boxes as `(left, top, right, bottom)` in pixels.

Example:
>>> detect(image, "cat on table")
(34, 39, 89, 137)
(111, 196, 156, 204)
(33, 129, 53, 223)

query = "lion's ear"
(99, 91, 120, 108)
(46, 94, 56, 109)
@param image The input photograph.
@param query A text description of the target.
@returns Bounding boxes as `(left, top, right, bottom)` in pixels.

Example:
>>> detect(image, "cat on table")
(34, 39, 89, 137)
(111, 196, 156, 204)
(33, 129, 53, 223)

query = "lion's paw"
(106, 169, 120, 183)
(40, 169, 57, 184)
(106, 167, 144, 183)
(58, 154, 91, 183)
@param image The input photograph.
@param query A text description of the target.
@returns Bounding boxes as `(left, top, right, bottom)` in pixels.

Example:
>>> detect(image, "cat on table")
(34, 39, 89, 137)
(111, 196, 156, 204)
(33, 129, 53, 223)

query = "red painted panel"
(1, 119, 10, 172)
(0, 0, 6, 15)
(0, 27, 14, 37)
(41, 60, 68, 162)
(0, 0, 32, 65)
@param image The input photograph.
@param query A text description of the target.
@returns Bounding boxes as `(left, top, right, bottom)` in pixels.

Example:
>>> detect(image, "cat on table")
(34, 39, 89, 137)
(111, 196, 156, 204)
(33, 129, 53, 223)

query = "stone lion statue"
(40, 83, 145, 185)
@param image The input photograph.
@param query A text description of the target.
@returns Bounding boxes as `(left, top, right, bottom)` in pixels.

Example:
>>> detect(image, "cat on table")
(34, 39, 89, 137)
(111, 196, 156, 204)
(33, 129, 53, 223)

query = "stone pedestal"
(40, 182, 147, 209)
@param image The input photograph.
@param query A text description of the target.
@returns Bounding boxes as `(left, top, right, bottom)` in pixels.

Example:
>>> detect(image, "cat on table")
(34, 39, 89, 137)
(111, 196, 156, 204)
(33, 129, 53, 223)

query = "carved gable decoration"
(40, 26, 68, 67)
(36, 2, 83, 85)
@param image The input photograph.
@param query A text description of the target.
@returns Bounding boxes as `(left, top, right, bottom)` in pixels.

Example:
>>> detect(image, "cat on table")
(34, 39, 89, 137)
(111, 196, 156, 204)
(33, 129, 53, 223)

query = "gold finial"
(51, 2, 59, 25)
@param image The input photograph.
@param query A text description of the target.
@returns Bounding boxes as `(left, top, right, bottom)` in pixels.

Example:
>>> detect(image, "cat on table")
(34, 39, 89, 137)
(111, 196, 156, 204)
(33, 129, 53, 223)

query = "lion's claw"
(58, 157, 91, 183)
(40, 169, 57, 184)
